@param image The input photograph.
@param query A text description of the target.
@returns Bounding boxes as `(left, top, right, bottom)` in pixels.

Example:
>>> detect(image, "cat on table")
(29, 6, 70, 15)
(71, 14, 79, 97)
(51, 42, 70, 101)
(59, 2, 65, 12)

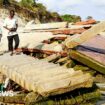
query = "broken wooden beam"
(42, 36, 67, 44)
(52, 36, 67, 40)
(50, 28, 86, 35)
(17, 42, 67, 57)
(63, 60, 75, 68)
(69, 35, 105, 74)
(45, 54, 61, 62)
(18, 48, 67, 57)
(70, 50, 105, 74)
(75, 19, 96, 25)
(64, 20, 105, 48)
(56, 57, 68, 63)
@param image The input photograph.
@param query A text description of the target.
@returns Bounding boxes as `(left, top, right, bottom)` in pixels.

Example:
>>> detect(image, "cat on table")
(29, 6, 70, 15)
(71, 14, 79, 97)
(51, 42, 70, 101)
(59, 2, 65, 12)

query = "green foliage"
(61, 14, 81, 23)
(0, 0, 3, 6)
(36, 3, 46, 10)
(51, 12, 59, 17)
(19, 0, 48, 15)
(20, 0, 36, 10)
(36, 3, 47, 15)
(0, 0, 81, 23)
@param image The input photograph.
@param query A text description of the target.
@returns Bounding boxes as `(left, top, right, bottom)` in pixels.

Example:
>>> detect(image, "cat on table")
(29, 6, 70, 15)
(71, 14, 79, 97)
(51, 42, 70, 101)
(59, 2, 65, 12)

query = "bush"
(61, 14, 81, 23)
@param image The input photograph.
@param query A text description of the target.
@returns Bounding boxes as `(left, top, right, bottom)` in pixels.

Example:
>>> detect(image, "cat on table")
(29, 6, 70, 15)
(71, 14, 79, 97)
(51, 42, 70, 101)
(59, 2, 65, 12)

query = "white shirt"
(3, 17, 18, 36)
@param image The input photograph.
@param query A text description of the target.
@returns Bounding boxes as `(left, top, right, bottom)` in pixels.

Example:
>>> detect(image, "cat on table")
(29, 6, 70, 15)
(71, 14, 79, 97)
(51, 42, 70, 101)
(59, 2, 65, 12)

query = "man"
(3, 10, 19, 56)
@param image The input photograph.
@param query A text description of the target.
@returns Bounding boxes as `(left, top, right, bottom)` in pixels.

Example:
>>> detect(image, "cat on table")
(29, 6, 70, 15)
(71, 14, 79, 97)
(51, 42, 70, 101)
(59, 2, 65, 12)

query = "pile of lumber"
(64, 20, 105, 74)
(0, 31, 68, 56)
(64, 20, 105, 48)
(69, 35, 105, 74)
(0, 21, 104, 104)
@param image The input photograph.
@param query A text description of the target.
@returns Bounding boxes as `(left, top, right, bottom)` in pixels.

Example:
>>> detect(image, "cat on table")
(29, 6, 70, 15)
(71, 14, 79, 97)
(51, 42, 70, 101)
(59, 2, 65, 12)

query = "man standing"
(3, 10, 19, 56)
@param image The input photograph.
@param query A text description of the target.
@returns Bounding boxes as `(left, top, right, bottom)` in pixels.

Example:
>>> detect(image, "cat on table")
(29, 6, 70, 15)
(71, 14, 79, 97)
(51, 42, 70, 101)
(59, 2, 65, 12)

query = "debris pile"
(0, 19, 105, 104)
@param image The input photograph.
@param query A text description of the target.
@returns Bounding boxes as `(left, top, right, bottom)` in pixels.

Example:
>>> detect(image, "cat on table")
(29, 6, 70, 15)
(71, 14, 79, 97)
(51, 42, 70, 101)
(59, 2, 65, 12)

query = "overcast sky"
(16, 0, 105, 21)
(36, 0, 105, 21)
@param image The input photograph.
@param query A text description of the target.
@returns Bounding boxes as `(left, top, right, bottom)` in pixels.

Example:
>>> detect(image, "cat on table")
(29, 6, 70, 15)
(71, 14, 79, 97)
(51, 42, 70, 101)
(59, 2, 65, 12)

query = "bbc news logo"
(0, 91, 14, 96)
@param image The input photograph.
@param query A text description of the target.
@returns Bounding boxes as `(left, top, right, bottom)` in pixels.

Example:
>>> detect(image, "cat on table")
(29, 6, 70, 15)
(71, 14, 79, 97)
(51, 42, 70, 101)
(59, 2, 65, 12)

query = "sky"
(35, 0, 105, 21)
(16, 0, 105, 21)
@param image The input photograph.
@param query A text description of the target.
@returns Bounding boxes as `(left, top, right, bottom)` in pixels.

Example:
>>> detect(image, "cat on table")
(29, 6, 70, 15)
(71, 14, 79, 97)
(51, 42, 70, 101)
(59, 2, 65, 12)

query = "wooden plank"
(40, 36, 67, 44)
(50, 28, 86, 35)
(17, 48, 67, 57)
(37, 73, 93, 96)
(25, 22, 67, 30)
(70, 50, 105, 74)
(68, 24, 92, 29)
(69, 35, 105, 74)
(45, 54, 61, 62)
(56, 57, 68, 63)
(75, 19, 96, 25)
(32, 28, 86, 35)
(52, 36, 67, 40)
(65, 21, 105, 48)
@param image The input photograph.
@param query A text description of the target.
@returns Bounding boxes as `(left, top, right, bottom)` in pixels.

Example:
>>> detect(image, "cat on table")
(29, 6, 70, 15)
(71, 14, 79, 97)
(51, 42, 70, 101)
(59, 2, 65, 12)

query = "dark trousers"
(7, 34, 19, 51)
